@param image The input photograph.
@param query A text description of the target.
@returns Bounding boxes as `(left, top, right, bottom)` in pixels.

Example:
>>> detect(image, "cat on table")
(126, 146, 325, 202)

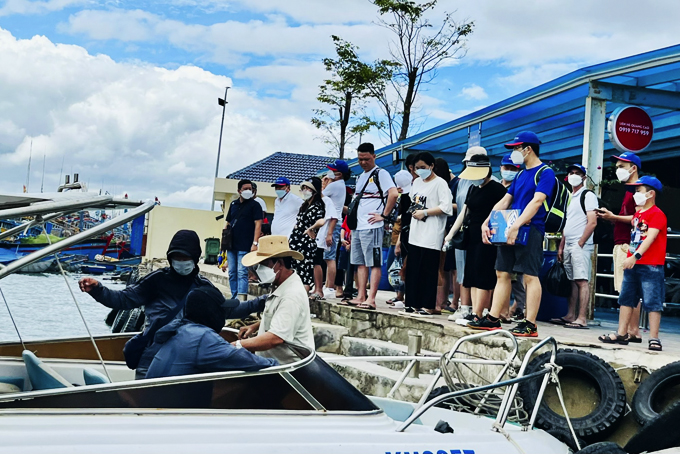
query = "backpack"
(579, 190, 613, 244)
(516, 165, 569, 234)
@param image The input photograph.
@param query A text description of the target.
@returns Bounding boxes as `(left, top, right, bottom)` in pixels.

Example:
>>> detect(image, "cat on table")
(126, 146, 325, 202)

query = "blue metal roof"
(227, 152, 334, 185)
(349, 44, 680, 175)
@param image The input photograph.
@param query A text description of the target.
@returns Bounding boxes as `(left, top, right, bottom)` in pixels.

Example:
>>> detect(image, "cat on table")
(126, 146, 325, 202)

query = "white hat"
(394, 170, 412, 194)
(463, 146, 488, 162)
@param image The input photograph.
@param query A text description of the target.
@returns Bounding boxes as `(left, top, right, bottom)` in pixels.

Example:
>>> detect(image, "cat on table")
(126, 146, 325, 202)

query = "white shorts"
(563, 244, 594, 281)
(613, 243, 629, 292)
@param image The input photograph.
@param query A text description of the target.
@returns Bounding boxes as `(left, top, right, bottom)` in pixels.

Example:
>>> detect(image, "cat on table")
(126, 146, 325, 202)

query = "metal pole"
(212, 86, 230, 211)
(582, 93, 607, 321)
(407, 332, 422, 378)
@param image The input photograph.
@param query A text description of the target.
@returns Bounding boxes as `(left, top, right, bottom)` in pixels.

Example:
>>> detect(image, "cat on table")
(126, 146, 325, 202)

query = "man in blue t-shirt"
(468, 131, 555, 337)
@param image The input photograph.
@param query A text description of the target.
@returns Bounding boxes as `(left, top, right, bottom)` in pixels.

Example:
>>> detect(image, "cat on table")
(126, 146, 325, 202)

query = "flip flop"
(564, 322, 589, 329)
(337, 300, 353, 306)
(548, 317, 570, 325)
(356, 303, 376, 311)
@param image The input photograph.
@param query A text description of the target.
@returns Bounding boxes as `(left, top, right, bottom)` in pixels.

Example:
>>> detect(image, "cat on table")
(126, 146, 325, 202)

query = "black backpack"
(579, 189, 613, 244)
(516, 165, 569, 234)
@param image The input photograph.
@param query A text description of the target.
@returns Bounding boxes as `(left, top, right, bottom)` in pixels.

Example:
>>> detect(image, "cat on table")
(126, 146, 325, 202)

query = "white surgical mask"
(171, 259, 194, 276)
(241, 190, 253, 200)
(510, 148, 526, 165)
(415, 168, 432, 179)
(326, 170, 335, 179)
(471, 178, 485, 187)
(633, 192, 650, 206)
(255, 264, 276, 284)
(501, 170, 517, 182)
(567, 174, 583, 187)
(275, 189, 287, 199)
(301, 190, 313, 200)
(616, 168, 632, 183)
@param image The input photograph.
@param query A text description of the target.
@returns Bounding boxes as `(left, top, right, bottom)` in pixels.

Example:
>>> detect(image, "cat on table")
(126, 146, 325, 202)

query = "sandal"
(649, 338, 663, 351)
(626, 334, 643, 343)
(386, 297, 402, 305)
(309, 293, 325, 301)
(356, 303, 376, 311)
(598, 333, 629, 345)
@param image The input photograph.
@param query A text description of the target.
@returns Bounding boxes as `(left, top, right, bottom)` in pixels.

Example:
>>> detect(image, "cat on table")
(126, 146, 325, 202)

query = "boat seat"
(0, 383, 21, 394)
(22, 350, 73, 391)
(83, 368, 110, 385)
(0, 376, 25, 391)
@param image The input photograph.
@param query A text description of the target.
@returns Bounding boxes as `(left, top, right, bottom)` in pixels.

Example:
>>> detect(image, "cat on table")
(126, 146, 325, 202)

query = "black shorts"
(464, 240, 498, 290)
(313, 248, 325, 266)
(495, 226, 544, 277)
(443, 247, 457, 272)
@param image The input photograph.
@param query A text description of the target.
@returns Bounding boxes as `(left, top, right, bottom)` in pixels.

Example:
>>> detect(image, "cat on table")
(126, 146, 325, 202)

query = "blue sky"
(0, 0, 678, 209)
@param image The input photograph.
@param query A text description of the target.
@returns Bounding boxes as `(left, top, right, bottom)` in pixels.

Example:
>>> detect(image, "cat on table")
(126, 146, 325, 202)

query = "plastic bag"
(388, 256, 404, 291)
(544, 260, 571, 297)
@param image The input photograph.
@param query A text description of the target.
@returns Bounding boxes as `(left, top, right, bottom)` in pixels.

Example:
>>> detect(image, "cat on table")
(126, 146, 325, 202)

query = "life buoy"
(631, 360, 680, 426)
(519, 348, 626, 440)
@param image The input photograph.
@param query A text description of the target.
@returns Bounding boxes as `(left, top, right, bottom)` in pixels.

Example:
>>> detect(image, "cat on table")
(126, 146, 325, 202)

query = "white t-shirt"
(317, 196, 340, 250)
(323, 179, 346, 218)
(408, 176, 453, 250)
(563, 187, 599, 245)
(254, 197, 267, 214)
(354, 166, 396, 231)
(271, 192, 303, 239)
(257, 272, 315, 364)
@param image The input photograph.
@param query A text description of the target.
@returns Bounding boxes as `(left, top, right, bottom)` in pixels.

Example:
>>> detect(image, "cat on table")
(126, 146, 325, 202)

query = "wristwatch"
(423, 210, 429, 218)
(253, 241, 258, 246)
(235, 340, 243, 349)
(634, 251, 643, 260)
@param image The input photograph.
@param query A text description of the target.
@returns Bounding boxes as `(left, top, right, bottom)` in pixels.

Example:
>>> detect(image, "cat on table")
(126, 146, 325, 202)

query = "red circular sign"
(608, 106, 654, 153)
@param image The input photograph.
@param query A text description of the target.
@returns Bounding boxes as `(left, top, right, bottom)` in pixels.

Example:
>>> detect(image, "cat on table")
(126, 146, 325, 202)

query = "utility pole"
(212, 86, 230, 211)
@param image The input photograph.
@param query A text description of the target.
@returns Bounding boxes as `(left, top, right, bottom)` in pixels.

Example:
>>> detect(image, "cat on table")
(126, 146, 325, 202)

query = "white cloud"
(460, 84, 488, 100)
(0, 0, 85, 17)
(0, 27, 327, 210)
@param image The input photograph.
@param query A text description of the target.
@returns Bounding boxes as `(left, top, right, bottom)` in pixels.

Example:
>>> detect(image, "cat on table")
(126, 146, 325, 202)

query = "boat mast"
(25, 140, 32, 192)
(40, 153, 46, 193)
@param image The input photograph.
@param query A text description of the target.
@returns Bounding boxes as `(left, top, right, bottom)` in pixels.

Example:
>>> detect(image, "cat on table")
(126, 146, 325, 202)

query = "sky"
(0, 0, 679, 210)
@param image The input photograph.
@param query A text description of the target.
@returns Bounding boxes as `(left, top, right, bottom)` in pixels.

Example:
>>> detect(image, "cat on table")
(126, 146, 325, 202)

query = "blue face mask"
(275, 189, 287, 199)
(471, 178, 485, 187)
(415, 168, 432, 179)
(172, 259, 194, 276)
(501, 170, 517, 182)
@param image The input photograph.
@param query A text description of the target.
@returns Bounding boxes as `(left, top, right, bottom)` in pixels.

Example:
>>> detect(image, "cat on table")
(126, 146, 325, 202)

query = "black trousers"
(405, 243, 440, 310)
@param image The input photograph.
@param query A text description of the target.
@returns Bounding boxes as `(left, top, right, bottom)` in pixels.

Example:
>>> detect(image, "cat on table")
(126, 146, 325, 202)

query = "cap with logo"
(610, 151, 642, 170)
(566, 163, 587, 175)
(463, 146, 487, 162)
(327, 159, 350, 174)
(505, 131, 541, 149)
(271, 176, 291, 187)
(626, 175, 662, 192)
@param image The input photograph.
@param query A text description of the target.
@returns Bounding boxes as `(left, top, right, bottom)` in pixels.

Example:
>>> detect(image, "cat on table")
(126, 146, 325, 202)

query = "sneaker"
(390, 301, 406, 310)
(467, 315, 502, 331)
(323, 287, 336, 298)
(447, 305, 471, 322)
(398, 307, 416, 316)
(411, 309, 434, 318)
(455, 313, 478, 326)
(513, 310, 525, 322)
(510, 319, 538, 337)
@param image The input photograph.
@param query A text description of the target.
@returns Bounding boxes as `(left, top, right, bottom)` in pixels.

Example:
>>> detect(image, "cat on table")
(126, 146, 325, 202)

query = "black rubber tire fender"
(122, 308, 145, 333)
(625, 401, 680, 454)
(111, 309, 131, 333)
(631, 360, 680, 426)
(575, 441, 627, 454)
(519, 348, 627, 440)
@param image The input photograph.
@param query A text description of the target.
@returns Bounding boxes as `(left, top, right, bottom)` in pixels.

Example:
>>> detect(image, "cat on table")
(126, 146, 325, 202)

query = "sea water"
(0, 273, 125, 342)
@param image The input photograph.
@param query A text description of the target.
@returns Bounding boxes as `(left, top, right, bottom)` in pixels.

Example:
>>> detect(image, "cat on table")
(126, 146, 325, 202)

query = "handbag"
(347, 168, 381, 231)
(450, 224, 469, 250)
(221, 200, 247, 251)
(123, 282, 196, 370)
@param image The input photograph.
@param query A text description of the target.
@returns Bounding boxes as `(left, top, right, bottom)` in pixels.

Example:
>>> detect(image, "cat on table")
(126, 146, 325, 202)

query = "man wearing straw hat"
(234, 235, 315, 363)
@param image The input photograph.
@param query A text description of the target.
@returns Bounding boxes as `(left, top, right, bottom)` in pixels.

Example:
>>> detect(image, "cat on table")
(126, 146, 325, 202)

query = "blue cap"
(500, 153, 520, 168)
(271, 176, 291, 187)
(566, 163, 587, 175)
(327, 159, 349, 174)
(626, 176, 662, 192)
(610, 151, 642, 170)
(504, 131, 541, 149)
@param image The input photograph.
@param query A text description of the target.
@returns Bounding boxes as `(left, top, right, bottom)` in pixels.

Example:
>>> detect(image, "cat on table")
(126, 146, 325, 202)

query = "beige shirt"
(257, 271, 314, 363)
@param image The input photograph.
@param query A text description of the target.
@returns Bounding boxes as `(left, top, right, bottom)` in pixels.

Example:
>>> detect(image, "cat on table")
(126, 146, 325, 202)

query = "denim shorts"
(618, 264, 665, 312)
(323, 224, 342, 261)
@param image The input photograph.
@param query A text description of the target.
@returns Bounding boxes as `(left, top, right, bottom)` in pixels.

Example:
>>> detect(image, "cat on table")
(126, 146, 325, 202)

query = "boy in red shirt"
(598, 176, 666, 351)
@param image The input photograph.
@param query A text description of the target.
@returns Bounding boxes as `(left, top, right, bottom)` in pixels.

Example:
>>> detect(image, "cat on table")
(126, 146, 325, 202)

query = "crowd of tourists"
(77, 130, 667, 382)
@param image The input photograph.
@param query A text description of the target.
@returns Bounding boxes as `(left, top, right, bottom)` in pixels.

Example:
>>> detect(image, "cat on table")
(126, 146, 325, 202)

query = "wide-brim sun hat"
(242, 235, 304, 267)
(459, 154, 491, 180)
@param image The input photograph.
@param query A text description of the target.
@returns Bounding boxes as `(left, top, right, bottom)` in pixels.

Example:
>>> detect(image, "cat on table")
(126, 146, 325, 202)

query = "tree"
(311, 36, 392, 159)
(373, 0, 474, 142)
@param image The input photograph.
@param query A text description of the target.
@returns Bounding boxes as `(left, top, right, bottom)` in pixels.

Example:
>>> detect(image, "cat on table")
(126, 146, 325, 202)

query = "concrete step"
(339, 336, 440, 374)
(319, 352, 437, 403)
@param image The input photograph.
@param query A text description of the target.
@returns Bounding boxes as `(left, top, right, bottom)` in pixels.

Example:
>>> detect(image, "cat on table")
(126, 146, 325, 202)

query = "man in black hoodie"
(79, 229, 217, 378)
